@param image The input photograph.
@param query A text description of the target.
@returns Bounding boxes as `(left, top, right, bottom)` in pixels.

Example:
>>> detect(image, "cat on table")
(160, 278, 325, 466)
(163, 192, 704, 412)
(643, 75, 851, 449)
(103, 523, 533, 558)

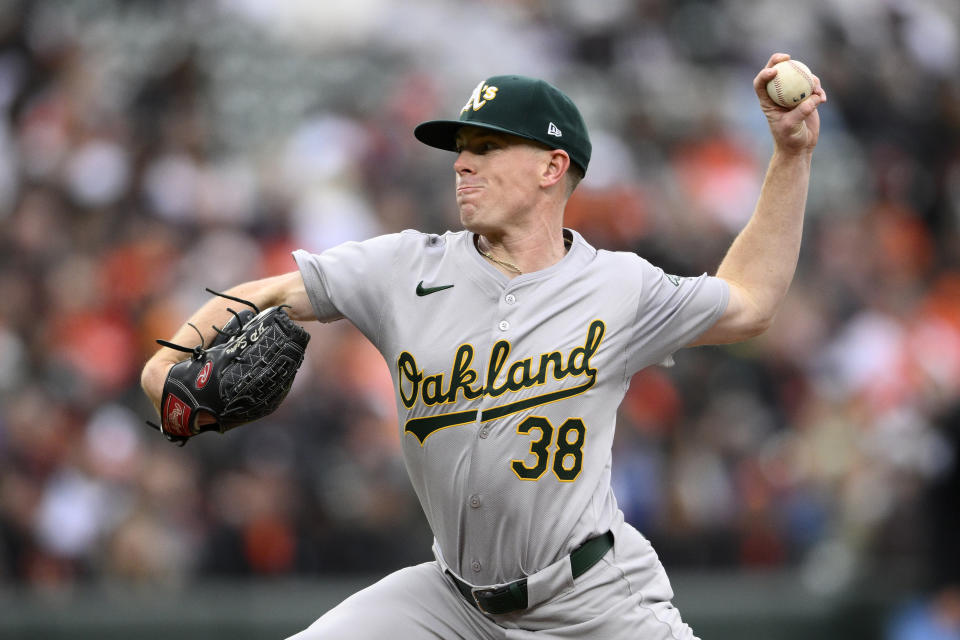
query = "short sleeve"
(292, 233, 402, 340)
(625, 260, 729, 375)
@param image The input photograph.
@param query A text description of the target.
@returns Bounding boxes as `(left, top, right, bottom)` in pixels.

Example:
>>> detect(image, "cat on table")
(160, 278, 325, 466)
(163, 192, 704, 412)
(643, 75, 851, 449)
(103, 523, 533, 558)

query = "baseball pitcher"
(141, 53, 825, 639)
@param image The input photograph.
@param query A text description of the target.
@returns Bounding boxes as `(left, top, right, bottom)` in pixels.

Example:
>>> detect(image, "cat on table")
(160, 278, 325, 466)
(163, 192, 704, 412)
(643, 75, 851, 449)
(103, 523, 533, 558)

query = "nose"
(454, 151, 474, 176)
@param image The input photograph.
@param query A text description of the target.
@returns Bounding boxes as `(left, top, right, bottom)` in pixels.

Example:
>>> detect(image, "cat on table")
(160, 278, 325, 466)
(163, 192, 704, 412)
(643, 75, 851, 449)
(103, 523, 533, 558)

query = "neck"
(475, 226, 569, 277)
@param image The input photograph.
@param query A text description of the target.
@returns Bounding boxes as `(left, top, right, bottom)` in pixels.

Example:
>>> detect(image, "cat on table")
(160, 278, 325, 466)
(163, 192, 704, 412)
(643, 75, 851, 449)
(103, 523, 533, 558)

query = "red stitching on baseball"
(788, 61, 814, 97)
(774, 77, 784, 105)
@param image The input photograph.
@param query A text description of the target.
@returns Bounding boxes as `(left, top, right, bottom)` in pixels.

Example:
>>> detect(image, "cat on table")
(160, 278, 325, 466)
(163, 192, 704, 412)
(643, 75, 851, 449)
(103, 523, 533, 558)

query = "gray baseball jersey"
(293, 228, 728, 586)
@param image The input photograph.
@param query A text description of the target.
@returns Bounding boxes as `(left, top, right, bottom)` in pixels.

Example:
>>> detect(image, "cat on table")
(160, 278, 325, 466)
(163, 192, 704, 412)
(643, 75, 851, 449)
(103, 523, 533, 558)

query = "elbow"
(737, 300, 777, 339)
(742, 314, 773, 339)
(695, 282, 781, 346)
(729, 282, 778, 340)
(720, 314, 772, 344)
(717, 308, 775, 344)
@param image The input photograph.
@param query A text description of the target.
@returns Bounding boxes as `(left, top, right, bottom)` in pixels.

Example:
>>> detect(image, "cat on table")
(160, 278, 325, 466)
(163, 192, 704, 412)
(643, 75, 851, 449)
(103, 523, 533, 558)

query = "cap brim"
(414, 119, 536, 153)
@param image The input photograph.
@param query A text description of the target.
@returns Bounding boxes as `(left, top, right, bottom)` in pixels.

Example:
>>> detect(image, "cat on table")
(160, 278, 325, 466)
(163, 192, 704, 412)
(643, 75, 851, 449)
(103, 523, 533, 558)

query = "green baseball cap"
(414, 75, 591, 174)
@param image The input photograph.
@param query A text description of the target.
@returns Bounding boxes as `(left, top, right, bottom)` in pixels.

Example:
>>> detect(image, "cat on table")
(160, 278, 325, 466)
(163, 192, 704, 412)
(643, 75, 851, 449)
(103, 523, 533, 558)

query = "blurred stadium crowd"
(1, 0, 959, 608)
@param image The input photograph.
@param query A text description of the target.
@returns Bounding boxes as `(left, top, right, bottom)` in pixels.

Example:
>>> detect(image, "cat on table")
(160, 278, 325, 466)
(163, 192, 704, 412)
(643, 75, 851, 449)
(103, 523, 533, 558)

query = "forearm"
(716, 149, 812, 327)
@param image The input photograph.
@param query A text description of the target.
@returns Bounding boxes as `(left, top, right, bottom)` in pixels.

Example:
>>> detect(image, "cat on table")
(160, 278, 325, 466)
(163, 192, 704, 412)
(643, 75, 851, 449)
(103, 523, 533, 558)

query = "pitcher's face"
(453, 127, 551, 236)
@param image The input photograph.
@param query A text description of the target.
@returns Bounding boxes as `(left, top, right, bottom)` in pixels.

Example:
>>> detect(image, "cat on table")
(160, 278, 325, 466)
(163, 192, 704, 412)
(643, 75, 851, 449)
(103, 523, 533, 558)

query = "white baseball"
(765, 60, 816, 109)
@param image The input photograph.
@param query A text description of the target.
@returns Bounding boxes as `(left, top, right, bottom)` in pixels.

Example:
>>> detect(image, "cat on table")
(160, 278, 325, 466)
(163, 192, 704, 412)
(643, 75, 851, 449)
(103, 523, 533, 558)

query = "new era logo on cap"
(547, 122, 562, 137)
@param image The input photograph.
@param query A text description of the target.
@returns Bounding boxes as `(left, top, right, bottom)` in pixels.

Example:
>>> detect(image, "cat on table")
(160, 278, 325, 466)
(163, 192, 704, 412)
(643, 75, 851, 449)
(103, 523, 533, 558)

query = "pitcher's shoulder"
(592, 246, 648, 269)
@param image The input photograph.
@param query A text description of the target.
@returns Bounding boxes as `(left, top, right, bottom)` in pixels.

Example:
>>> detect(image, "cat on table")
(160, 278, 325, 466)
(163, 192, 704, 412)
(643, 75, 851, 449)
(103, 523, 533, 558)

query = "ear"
(540, 149, 570, 189)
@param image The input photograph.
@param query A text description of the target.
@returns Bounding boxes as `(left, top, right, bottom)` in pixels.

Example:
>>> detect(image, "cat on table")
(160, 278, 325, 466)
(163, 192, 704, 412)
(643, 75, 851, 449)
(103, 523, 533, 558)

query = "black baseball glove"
(147, 289, 310, 445)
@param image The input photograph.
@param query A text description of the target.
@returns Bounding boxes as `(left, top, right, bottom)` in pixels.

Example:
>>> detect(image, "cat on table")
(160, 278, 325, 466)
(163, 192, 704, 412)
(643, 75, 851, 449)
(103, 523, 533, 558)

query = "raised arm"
(140, 270, 314, 414)
(692, 53, 826, 346)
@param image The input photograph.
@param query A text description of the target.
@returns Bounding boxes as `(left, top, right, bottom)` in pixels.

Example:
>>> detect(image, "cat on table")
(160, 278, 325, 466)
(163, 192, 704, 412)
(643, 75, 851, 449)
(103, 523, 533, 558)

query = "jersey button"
(478, 426, 490, 439)
(471, 560, 482, 573)
(504, 294, 516, 304)
(498, 320, 509, 331)
(469, 494, 482, 508)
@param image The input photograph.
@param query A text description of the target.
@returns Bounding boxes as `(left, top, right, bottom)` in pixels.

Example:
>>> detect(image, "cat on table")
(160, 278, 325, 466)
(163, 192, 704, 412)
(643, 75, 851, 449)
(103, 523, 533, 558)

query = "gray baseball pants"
(287, 521, 698, 640)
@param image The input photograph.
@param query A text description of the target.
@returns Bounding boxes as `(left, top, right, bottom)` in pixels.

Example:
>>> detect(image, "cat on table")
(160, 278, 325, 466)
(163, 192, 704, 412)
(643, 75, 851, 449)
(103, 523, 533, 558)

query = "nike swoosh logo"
(416, 281, 455, 296)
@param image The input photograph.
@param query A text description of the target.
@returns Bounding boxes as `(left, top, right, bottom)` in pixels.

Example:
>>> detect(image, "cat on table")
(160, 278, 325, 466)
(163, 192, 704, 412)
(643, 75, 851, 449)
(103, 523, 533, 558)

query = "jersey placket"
(459, 283, 522, 583)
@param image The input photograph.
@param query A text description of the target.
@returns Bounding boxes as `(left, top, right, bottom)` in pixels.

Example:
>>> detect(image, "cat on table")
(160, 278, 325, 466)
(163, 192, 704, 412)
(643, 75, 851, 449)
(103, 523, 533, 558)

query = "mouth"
(456, 184, 483, 195)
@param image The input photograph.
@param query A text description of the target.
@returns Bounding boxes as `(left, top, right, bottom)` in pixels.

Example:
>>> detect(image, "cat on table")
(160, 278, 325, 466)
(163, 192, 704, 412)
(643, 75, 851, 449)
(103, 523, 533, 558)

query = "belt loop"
(524, 551, 574, 610)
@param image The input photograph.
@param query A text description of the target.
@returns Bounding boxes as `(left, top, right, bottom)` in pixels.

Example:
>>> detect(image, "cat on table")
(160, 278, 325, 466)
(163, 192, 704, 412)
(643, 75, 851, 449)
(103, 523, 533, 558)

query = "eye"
(471, 140, 500, 154)
(455, 138, 500, 154)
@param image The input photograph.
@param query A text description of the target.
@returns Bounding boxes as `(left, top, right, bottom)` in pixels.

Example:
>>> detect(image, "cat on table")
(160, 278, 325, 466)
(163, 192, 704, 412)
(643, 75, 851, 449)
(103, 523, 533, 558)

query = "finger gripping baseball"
(147, 299, 310, 445)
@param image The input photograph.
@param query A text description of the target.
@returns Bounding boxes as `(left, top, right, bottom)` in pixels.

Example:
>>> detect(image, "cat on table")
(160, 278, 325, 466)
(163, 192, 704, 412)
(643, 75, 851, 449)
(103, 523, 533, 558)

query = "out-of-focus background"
(1, 0, 959, 638)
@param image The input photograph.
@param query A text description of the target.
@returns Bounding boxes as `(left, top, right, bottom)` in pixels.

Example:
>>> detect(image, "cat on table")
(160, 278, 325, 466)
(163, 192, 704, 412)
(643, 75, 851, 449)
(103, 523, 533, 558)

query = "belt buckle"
(471, 586, 503, 614)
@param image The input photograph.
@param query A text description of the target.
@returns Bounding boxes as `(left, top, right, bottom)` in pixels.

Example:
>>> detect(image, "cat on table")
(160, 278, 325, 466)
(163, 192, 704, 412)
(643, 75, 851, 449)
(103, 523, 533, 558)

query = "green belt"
(447, 530, 614, 615)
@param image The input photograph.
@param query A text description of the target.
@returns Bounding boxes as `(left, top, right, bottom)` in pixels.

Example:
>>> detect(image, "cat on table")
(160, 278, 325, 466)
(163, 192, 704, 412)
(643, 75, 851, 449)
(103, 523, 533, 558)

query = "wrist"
(771, 146, 814, 162)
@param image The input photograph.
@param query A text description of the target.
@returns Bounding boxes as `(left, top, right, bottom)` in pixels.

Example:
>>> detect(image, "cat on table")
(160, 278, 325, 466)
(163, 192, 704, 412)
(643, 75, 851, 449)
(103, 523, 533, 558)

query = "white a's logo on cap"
(461, 81, 499, 113)
(547, 122, 562, 137)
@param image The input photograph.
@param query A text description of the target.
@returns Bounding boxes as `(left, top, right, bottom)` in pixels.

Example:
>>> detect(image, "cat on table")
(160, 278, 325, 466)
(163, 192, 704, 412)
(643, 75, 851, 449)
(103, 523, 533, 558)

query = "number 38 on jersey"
(511, 416, 586, 482)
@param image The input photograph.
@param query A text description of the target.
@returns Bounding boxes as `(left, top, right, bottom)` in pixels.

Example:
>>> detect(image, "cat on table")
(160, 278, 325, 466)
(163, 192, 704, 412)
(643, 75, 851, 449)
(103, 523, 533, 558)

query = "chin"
(458, 206, 481, 230)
